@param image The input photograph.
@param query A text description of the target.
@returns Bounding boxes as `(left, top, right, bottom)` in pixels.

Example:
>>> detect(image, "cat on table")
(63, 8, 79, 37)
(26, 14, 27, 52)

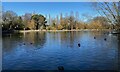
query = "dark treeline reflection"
(2, 31, 118, 70)
(23, 32, 46, 48)
(118, 34, 120, 71)
(2, 32, 46, 52)
(59, 31, 110, 48)
(2, 33, 24, 52)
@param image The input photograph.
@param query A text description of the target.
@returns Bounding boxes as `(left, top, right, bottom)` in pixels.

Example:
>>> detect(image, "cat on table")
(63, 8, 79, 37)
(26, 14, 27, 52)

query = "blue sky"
(2, 2, 98, 20)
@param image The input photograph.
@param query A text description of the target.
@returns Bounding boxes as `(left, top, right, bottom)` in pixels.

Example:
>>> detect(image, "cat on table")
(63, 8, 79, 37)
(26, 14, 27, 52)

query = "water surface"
(2, 31, 118, 70)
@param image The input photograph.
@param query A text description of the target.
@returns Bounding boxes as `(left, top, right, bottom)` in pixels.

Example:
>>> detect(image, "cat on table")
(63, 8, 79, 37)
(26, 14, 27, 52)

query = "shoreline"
(18, 29, 113, 33)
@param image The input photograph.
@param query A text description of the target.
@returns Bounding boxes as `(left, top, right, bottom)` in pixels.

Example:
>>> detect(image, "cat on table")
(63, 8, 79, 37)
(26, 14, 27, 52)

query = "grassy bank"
(18, 29, 113, 33)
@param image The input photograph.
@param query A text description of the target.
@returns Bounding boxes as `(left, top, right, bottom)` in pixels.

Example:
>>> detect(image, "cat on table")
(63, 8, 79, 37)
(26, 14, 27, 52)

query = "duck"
(78, 43, 80, 47)
(58, 66, 64, 70)
(94, 37, 96, 39)
(23, 43, 26, 45)
(30, 42, 33, 44)
(104, 38, 107, 41)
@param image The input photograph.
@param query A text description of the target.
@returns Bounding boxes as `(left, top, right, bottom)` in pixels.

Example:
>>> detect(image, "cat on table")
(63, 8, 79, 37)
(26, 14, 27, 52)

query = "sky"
(2, 0, 119, 2)
(2, 2, 99, 21)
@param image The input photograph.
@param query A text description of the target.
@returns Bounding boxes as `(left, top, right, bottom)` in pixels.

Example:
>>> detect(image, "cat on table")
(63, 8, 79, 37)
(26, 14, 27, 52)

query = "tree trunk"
(36, 23, 39, 30)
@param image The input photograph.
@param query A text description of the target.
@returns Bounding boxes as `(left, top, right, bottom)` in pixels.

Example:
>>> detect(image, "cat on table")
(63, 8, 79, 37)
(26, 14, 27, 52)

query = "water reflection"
(2, 31, 118, 70)
(2, 33, 23, 52)
(118, 34, 120, 71)
(23, 32, 46, 49)
(59, 31, 109, 48)
(3, 32, 46, 52)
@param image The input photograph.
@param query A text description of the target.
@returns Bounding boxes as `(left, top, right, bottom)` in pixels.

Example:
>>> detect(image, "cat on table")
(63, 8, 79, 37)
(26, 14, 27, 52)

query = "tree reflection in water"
(3, 32, 47, 52)
(23, 32, 46, 49)
(2, 33, 24, 52)
(2, 31, 119, 70)
(118, 34, 120, 71)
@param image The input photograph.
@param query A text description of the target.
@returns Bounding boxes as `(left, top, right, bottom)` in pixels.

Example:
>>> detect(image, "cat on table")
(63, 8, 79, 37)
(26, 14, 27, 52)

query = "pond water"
(2, 31, 119, 70)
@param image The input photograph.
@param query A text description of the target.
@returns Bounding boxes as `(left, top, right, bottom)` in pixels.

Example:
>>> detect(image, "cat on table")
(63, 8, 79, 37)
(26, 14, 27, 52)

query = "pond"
(2, 31, 119, 70)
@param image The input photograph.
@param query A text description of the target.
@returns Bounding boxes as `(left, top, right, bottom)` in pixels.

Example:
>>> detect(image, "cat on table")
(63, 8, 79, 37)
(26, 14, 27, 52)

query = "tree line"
(2, 2, 120, 31)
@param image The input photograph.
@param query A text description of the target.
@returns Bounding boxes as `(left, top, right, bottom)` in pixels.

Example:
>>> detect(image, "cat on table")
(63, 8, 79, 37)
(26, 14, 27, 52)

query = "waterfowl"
(58, 66, 64, 70)
(78, 43, 80, 47)
(104, 38, 107, 41)
(94, 37, 96, 39)
(30, 42, 33, 44)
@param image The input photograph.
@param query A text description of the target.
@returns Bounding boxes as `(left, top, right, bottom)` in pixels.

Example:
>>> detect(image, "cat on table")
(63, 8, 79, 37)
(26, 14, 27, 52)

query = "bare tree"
(56, 15, 59, 25)
(75, 11, 79, 29)
(49, 14, 51, 25)
(60, 13, 63, 25)
(69, 11, 74, 30)
(75, 11, 79, 21)
(93, 2, 120, 29)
